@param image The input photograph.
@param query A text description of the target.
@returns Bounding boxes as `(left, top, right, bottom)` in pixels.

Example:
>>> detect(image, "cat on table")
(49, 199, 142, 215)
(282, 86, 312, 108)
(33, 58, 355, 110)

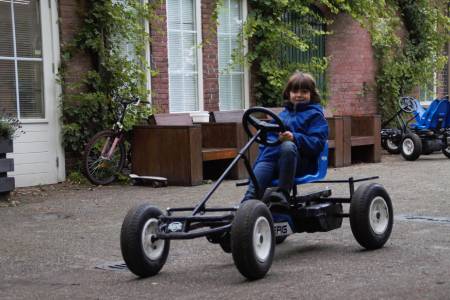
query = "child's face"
(290, 89, 311, 105)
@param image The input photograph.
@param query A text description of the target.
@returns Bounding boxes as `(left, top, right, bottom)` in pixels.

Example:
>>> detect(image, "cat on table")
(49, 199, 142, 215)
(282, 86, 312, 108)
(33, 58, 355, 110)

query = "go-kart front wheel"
(120, 203, 170, 277)
(350, 183, 393, 250)
(401, 133, 422, 161)
(231, 200, 275, 280)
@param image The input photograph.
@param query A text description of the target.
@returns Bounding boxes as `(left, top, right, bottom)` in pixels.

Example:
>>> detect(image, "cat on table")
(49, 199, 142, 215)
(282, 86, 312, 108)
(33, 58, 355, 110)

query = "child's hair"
(282, 71, 321, 104)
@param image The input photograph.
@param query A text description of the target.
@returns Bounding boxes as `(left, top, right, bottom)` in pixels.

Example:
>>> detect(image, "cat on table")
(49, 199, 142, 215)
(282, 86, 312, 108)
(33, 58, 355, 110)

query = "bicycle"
(83, 97, 150, 185)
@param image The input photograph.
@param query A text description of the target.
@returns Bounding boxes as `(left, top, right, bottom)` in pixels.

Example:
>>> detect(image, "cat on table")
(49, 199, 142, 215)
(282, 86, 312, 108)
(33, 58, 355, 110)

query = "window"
(166, 0, 199, 112)
(0, 0, 44, 119)
(217, 0, 244, 111)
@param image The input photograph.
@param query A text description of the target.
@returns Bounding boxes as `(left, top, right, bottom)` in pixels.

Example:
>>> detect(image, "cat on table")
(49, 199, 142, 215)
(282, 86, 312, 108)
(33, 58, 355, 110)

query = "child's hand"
(279, 131, 294, 142)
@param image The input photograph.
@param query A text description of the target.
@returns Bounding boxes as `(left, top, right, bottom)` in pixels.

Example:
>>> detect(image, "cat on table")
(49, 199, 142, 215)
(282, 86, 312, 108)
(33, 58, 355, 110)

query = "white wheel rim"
(253, 216, 272, 262)
(369, 197, 389, 234)
(402, 138, 414, 155)
(141, 218, 164, 260)
(386, 139, 398, 150)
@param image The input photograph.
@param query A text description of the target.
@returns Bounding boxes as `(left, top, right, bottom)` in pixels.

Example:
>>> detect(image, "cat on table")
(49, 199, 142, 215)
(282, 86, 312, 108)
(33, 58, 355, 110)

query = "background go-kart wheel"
(120, 203, 170, 277)
(401, 133, 422, 161)
(275, 236, 287, 244)
(350, 183, 393, 250)
(231, 200, 275, 280)
(385, 138, 401, 154)
(442, 146, 450, 159)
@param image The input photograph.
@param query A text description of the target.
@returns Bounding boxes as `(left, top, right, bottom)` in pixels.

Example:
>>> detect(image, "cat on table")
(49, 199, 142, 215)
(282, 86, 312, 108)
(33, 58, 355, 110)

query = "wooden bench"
(132, 113, 245, 185)
(206, 110, 259, 179)
(343, 115, 381, 164)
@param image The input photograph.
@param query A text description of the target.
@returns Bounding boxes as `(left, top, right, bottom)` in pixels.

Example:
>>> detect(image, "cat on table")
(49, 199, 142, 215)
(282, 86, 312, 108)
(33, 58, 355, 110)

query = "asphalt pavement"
(0, 152, 449, 299)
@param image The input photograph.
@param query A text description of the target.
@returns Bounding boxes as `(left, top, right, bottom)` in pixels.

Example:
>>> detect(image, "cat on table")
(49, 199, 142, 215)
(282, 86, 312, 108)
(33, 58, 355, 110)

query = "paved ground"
(0, 153, 449, 299)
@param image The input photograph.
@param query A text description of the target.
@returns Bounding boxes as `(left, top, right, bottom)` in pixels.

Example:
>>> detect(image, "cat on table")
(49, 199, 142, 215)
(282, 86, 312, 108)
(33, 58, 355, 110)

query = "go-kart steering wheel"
(399, 96, 418, 113)
(242, 107, 286, 146)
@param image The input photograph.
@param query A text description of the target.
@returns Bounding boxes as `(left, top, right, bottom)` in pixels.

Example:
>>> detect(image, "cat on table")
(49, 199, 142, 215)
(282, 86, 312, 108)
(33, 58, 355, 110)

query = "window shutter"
(218, 0, 244, 111)
(167, 0, 199, 112)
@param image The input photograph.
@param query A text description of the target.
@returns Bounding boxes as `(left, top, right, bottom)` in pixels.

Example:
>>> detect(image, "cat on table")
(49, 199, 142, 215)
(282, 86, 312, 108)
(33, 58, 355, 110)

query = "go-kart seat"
(410, 98, 450, 130)
(271, 142, 328, 187)
(412, 99, 426, 122)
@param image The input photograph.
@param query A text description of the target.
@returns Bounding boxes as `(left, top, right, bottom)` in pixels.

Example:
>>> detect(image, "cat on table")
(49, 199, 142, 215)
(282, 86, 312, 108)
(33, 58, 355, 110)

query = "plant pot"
(0, 138, 13, 153)
(0, 137, 15, 194)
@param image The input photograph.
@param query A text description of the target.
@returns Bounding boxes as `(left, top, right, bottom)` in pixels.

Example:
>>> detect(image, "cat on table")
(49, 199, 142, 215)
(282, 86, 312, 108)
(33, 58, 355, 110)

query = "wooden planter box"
(0, 138, 15, 194)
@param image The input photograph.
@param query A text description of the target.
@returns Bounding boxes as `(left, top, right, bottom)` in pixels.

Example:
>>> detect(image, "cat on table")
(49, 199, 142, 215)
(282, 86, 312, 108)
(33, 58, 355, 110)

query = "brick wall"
(150, 0, 169, 113)
(326, 13, 378, 116)
(201, 0, 220, 112)
(58, 0, 92, 94)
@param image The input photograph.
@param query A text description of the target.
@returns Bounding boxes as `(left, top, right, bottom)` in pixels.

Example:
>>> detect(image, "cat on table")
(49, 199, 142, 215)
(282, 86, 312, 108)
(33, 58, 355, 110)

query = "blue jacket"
(255, 102, 328, 177)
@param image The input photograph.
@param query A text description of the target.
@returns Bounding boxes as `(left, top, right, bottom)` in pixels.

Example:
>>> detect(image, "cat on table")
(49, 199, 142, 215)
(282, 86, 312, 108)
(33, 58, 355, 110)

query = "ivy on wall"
(229, 0, 449, 116)
(59, 0, 160, 159)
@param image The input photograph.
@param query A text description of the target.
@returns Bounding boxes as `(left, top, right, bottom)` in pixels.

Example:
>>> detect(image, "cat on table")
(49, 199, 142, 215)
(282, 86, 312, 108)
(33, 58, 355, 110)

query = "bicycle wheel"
(84, 130, 126, 185)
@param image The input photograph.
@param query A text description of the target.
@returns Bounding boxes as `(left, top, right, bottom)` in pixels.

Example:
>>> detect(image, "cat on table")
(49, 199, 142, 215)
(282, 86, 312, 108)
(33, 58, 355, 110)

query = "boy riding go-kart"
(120, 106, 394, 280)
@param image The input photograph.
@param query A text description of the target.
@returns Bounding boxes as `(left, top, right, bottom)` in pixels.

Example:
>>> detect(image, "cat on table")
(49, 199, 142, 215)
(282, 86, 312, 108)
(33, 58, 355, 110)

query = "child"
(243, 71, 328, 203)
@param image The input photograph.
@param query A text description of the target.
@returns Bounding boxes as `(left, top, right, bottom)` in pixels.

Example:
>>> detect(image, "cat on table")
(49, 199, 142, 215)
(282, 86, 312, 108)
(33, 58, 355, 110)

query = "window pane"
(0, 1, 14, 57)
(0, 60, 17, 116)
(167, 0, 181, 30)
(168, 31, 183, 69)
(18, 60, 44, 118)
(182, 74, 198, 111)
(181, 0, 194, 31)
(167, 0, 198, 112)
(14, 0, 42, 58)
(183, 32, 197, 71)
(218, 0, 244, 110)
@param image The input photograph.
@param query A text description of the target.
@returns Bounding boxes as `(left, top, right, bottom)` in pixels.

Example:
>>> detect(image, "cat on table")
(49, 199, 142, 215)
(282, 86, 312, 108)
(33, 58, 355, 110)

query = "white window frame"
(166, 0, 204, 113)
(0, 0, 46, 121)
(217, 0, 249, 111)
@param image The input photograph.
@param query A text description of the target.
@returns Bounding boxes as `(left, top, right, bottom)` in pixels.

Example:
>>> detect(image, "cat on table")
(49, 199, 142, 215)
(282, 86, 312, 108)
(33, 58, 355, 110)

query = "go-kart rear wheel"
(219, 233, 232, 253)
(350, 183, 393, 250)
(385, 138, 401, 154)
(401, 133, 422, 161)
(231, 200, 275, 280)
(120, 203, 170, 277)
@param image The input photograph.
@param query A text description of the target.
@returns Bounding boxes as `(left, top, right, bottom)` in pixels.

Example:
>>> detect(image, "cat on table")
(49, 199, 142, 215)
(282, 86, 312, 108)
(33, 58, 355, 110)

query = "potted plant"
(0, 113, 22, 196)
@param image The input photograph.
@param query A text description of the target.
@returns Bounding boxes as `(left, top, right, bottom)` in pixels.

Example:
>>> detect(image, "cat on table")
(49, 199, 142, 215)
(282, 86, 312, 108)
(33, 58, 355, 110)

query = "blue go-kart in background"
(381, 95, 450, 160)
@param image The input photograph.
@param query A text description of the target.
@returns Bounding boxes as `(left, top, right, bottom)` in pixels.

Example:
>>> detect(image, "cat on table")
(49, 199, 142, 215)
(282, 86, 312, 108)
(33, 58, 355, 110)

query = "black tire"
(231, 200, 275, 280)
(400, 133, 422, 161)
(385, 138, 401, 154)
(442, 146, 450, 159)
(120, 204, 170, 277)
(84, 130, 126, 185)
(349, 183, 393, 250)
(275, 236, 287, 244)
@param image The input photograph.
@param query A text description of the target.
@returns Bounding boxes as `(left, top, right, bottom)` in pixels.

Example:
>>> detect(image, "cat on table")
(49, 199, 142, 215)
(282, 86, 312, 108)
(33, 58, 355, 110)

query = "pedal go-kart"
(381, 95, 450, 160)
(120, 107, 394, 280)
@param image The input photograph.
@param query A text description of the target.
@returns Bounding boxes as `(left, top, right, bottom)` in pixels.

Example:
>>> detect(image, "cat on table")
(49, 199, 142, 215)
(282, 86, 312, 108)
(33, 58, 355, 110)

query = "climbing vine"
(230, 0, 449, 116)
(59, 0, 161, 158)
